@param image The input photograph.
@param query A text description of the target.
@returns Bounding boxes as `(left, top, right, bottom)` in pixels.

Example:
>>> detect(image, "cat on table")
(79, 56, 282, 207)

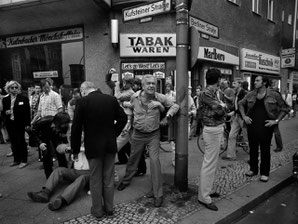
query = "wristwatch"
(275, 119, 279, 123)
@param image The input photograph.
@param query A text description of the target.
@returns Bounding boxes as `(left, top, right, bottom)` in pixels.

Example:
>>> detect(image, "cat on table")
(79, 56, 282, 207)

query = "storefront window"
(0, 41, 84, 90)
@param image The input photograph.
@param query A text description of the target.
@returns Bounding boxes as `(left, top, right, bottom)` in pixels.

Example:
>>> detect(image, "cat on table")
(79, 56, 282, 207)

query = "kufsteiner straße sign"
(123, 0, 171, 22)
(120, 33, 176, 57)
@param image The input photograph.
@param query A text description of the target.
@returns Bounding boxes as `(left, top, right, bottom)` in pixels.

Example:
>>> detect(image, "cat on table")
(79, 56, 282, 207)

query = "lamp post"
(174, 0, 190, 192)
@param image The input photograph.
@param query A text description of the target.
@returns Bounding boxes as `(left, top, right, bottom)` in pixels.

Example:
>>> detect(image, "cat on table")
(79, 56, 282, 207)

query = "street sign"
(123, 0, 171, 22)
(189, 15, 219, 38)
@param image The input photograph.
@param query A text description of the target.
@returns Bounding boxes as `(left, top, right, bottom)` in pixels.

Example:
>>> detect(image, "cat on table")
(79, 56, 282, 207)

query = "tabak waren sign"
(123, 0, 171, 22)
(120, 33, 176, 57)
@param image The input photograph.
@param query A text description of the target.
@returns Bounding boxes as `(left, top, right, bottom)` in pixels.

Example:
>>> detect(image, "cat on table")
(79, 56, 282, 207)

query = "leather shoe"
(210, 192, 220, 198)
(106, 210, 114, 217)
(198, 201, 218, 211)
(274, 148, 282, 152)
(154, 197, 163, 207)
(117, 182, 128, 191)
(48, 198, 63, 211)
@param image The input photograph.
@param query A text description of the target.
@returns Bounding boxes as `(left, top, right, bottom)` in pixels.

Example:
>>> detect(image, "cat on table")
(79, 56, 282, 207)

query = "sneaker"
(9, 162, 20, 167)
(6, 152, 13, 157)
(114, 172, 119, 182)
(48, 198, 63, 211)
(19, 163, 27, 169)
(27, 190, 49, 203)
(245, 170, 257, 177)
(260, 175, 269, 182)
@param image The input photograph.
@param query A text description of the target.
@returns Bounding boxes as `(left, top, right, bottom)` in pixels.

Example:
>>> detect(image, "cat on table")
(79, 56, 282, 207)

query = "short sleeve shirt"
(38, 90, 63, 117)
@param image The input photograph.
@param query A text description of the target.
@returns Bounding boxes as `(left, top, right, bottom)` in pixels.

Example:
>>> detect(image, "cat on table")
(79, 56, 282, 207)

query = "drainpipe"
(289, 0, 298, 93)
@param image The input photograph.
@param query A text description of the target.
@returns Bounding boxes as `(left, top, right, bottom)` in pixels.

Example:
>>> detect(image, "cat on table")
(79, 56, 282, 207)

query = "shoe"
(106, 210, 114, 217)
(245, 170, 257, 177)
(239, 142, 249, 147)
(117, 182, 129, 191)
(114, 172, 119, 182)
(210, 192, 220, 198)
(221, 156, 236, 161)
(198, 201, 218, 211)
(10, 162, 20, 167)
(19, 163, 27, 169)
(274, 148, 282, 152)
(260, 175, 269, 182)
(48, 198, 63, 211)
(145, 191, 154, 198)
(27, 190, 49, 203)
(6, 152, 13, 157)
(154, 197, 163, 207)
(134, 171, 146, 177)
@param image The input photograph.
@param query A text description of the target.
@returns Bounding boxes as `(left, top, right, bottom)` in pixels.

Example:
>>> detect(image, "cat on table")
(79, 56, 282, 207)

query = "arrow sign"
(123, 0, 171, 22)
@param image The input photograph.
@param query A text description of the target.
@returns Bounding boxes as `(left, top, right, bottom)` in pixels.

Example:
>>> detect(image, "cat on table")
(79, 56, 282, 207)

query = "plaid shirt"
(38, 90, 63, 117)
(199, 86, 226, 127)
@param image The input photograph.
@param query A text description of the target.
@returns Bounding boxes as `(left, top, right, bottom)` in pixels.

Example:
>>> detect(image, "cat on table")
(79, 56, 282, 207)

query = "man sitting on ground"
(27, 137, 89, 211)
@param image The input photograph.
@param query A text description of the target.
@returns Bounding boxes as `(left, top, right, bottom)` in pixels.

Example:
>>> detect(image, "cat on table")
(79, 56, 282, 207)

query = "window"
(288, 14, 292, 25)
(0, 0, 39, 6)
(252, 0, 259, 14)
(282, 10, 285, 22)
(227, 0, 239, 5)
(268, 0, 274, 21)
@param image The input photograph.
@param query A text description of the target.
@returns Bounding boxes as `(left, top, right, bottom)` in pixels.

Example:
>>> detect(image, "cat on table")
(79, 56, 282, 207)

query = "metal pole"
(174, 0, 189, 192)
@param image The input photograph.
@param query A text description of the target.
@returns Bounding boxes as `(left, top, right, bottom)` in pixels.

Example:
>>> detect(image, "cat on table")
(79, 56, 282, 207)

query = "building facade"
(0, 0, 297, 95)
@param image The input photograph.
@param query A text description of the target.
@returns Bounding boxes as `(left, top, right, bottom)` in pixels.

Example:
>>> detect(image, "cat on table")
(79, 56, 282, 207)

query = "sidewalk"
(0, 117, 297, 224)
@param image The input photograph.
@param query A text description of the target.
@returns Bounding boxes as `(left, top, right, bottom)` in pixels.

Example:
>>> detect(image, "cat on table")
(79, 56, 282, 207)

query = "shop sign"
(189, 16, 219, 38)
(240, 48, 280, 74)
(281, 48, 295, 68)
(33, 71, 58, 79)
(153, 71, 165, 79)
(123, 0, 171, 22)
(122, 72, 134, 79)
(198, 47, 239, 65)
(4, 28, 83, 48)
(122, 62, 165, 70)
(120, 33, 176, 57)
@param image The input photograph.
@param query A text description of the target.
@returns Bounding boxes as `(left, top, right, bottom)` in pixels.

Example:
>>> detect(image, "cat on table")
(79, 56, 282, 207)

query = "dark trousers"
(88, 153, 115, 217)
(42, 142, 68, 178)
(273, 124, 283, 150)
(247, 125, 274, 176)
(6, 119, 27, 163)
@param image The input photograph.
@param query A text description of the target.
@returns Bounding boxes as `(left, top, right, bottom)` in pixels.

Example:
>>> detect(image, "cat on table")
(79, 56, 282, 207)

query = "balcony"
(111, 0, 150, 10)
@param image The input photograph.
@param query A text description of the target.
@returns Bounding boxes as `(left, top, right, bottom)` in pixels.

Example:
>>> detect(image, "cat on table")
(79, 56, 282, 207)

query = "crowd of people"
(0, 68, 295, 218)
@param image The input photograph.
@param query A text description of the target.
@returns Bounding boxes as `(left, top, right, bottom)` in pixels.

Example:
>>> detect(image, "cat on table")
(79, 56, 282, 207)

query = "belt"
(134, 128, 159, 135)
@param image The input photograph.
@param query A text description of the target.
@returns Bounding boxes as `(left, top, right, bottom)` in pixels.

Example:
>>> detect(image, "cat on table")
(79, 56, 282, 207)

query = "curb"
(180, 162, 294, 224)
